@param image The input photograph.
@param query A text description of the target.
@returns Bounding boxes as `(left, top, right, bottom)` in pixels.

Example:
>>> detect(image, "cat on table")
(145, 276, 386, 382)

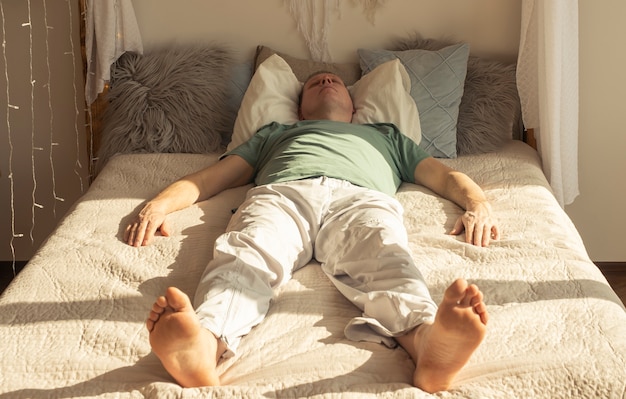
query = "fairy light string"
(2, 0, 85, 271)
(24, 0, 41, 244)
(43, 0, 62, 217)
(1, 2, 23, 274)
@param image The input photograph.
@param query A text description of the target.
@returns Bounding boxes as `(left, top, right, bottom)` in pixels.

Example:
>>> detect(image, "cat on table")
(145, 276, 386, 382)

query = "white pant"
(194, 177, 437, 355)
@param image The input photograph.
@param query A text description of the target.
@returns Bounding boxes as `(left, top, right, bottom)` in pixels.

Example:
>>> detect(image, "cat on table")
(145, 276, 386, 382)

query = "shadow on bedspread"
(0, 355, 170, 399)
(0, 275, 623, 398)
(0, 278, 621, 326)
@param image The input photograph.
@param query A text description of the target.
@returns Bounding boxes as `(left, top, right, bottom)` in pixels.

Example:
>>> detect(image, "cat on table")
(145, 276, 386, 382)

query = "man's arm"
(125, 155, 254, 247)
(413, 157, 499, 247)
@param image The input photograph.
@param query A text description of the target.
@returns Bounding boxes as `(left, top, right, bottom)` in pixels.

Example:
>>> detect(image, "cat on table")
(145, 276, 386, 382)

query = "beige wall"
(566, 1, 626, 262)
(132, 0, 521, 62)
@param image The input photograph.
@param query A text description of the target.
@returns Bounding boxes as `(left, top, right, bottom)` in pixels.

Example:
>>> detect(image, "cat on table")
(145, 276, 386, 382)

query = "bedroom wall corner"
(565, 0, 626, 263)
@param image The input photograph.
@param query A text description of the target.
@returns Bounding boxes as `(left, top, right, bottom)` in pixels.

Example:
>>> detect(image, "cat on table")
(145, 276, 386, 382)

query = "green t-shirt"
(226, 120, 430, 197)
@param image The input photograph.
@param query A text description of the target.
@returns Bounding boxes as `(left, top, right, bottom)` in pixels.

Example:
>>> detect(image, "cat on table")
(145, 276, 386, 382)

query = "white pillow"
(349, 58, 421, 142)
(228, 54, 302, 151)
(227, 54, 421, 151)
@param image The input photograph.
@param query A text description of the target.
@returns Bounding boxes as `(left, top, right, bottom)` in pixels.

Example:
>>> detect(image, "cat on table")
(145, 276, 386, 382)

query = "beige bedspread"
(1, 140, 625, 398)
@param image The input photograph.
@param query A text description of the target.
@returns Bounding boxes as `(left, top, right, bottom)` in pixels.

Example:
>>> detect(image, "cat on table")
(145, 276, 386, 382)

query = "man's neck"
(301, 111, 352, 123)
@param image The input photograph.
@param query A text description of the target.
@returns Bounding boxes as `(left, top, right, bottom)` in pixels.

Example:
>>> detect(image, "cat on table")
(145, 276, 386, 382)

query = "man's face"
(299, 73, 354, 122)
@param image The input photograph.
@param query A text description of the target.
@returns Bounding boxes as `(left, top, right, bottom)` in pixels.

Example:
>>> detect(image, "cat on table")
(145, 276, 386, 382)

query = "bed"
(1, 36, 625, 399)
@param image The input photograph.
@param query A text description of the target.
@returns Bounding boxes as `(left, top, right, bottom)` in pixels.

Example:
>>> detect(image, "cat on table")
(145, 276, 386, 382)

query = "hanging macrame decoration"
(286, 0, 339, 62)
(355, 0, 387, 25)
(286, 0, 386, 62)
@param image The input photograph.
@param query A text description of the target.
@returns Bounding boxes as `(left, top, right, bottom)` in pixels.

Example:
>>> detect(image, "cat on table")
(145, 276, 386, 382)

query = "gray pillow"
(97, 44, 234, 172)
(391, 36, 521, 155)
(358, 44, 470, 158)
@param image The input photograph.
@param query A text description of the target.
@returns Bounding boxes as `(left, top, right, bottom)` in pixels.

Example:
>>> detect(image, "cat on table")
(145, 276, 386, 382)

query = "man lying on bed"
(125, 71, 499, 393)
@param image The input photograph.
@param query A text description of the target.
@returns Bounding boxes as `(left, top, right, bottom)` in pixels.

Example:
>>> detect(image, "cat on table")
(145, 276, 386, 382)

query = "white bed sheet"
(1, 140, 625, 398)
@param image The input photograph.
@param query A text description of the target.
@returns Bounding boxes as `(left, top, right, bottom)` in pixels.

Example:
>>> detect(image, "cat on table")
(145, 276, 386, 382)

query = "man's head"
(298, 72, 355, 123)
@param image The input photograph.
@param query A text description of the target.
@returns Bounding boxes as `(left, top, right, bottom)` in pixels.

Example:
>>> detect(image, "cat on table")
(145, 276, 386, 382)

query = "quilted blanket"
(1, 141, 625, 398)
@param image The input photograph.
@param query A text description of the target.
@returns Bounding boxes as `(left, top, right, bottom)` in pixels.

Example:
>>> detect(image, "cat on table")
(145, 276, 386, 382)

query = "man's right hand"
(124, 204, 171, 247)
(123, 154, 254, 247)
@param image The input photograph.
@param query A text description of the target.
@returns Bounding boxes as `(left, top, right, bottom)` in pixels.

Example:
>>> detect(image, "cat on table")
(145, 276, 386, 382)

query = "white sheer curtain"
(84, 0, 143, 105)
(517, 0, 579, 206)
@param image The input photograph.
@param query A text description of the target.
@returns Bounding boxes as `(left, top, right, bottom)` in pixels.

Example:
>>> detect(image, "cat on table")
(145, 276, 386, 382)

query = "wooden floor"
(1, 262, 626, 305)
(0, 261, 26, 294)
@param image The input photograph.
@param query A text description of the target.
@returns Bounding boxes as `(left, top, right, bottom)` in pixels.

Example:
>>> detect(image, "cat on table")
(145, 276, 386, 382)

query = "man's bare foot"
(396, 279, 488, 393)
(147, 286, 224, 387)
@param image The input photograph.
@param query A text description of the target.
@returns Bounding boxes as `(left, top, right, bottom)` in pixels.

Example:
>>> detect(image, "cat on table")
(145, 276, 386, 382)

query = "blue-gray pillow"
(225, 61, 254, 131)
(389, 36, 521, 156)
(358, 43, 470, 158)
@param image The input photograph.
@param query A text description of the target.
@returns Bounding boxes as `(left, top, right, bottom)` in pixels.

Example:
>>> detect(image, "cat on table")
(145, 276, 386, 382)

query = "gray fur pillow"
(392, 36, 521, 155)
(96, 44, 234, 172)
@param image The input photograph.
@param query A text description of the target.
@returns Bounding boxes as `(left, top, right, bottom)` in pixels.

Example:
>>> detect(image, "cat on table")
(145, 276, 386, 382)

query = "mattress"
(1, 140, 625, 398)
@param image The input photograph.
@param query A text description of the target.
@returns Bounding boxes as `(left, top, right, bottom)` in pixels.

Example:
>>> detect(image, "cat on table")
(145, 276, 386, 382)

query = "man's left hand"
(449, 202, 499, 247)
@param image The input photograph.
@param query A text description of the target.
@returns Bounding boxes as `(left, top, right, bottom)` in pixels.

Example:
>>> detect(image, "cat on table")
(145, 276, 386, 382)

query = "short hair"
(298, 70, 344, 106)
